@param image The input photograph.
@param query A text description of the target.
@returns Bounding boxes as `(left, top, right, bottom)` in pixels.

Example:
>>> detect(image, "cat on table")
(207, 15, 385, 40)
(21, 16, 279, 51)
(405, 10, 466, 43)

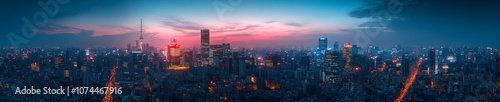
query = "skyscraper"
(318, 38, 327, 51)
(429, 47, 437, 75)
(132, 51, 144, 76)
(210, 44, 223, 65)
(201, 29, 210, 66)
(135, 40, 139, 50)
(342, 44, 353, 73)
(333, 41, 339, 51)
(401, 54, 410, 78)
(168, 39, 181, 69)
(325, 51, 340, 84)
(222, 43, 230, 59)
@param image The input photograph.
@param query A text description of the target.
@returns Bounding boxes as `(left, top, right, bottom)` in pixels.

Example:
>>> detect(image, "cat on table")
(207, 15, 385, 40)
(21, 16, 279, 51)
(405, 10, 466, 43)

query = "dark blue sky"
(0, 0, 499, 48)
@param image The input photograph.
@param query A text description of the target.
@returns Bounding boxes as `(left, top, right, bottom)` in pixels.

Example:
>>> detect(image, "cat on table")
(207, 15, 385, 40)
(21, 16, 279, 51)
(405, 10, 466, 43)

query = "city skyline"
(1, 0, 500, 48)
(1, 0, 500, 101)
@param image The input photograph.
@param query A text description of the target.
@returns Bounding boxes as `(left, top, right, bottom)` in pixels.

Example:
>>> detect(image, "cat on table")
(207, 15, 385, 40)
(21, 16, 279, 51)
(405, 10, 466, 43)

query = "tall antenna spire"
(140, 19, 143, 39)
(139, 19, 144, 51)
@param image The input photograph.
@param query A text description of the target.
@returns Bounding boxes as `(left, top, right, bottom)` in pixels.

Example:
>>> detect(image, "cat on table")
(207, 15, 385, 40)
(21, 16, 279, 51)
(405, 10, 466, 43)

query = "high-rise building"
(401, 54, 410, 78)
(132, 51, 144, 76)
(168, 39, 181, 69)
(429, 47, 437, 75)
(127, 44, 131, 51)
(352, 45, 358, 55)
(135, 40, 139, 50)
(201, 29, 210, 66)
(342, 44, 353, 73)
(325, 51, 340, 84)
(318, 38, 327, 51)
(183, 50, 193, 67)
(333, 41, 339, 51)
(210, 44, 223, 65)
(222, 43, 230, 58)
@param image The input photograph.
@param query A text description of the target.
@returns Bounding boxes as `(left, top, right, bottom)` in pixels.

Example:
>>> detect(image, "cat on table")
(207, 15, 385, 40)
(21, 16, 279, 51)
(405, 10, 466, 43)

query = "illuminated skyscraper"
(429, 47, 437, 75)
(318, 38, 327, 51)
(342, 44, 353, 73)
(168, 39, 181, 69)
(325, 51, 340, 84)
(201, 29, 210, 66)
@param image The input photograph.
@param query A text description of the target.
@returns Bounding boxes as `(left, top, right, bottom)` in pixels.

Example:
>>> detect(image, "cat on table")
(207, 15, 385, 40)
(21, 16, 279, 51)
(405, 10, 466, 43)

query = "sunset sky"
(1, 0, 499, 48)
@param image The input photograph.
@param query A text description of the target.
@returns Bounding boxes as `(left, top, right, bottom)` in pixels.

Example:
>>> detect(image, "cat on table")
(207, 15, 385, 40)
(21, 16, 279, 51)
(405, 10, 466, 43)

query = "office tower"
(429, 47, 437, 75)
(333, 41, 339, 51)
(375, 56, 383, 71)
(168, 39, 181, 69)
(401, 54, 410, 78)
(318, 38, 327, 51)
(65, 48, 70, 62)
(229, 52, 245, 77)
(132, 51, 144, 76)
(342, 44, 353, 73)
(135, 40, 139, 50)
(201, 29, 210, 66)
(152, 53, 161, 69)
(183, 51, 193, 67)
(325, 51, 340, 84)
(238, 58, 246, 77)
(127, 44, 131, 51)
(222, 43, 230, 58)
(210, 44, 223, 65)
(139, 19, 144, 51)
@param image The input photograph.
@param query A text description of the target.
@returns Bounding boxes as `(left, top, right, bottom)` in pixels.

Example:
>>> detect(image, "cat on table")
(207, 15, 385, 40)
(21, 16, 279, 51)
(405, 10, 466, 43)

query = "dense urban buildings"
(0, 37, 499, 101)
(0, 0, 499, 102)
